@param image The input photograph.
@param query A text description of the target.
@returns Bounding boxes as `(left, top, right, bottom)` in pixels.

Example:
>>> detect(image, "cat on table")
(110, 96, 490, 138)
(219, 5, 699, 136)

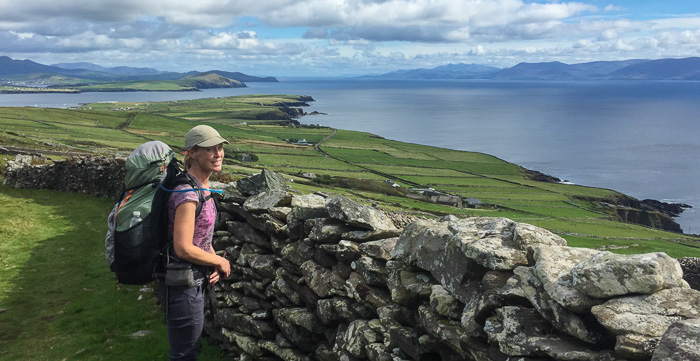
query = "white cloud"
(0, 0, 699, 75)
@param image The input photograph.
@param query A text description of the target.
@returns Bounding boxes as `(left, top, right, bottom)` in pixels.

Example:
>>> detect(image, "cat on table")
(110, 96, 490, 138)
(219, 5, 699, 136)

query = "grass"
(2, 93, 700, 359)
(0, 185, 225, 361)
(1, 95, 699, 256)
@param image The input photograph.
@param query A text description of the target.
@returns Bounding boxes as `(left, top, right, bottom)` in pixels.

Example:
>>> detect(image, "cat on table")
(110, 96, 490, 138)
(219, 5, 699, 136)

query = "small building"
(383, 180, 401, 187)
(431, 194, 463, 208)
(464, 198, 483, 209)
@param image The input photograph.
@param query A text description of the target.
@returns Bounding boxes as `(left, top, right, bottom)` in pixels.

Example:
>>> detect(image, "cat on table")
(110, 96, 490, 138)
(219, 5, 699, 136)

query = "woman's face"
(190, 144, 224, 173)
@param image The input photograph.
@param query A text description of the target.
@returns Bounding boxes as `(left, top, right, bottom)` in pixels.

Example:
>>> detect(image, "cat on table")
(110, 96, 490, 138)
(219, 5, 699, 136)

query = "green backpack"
(105, 141, 206, 285)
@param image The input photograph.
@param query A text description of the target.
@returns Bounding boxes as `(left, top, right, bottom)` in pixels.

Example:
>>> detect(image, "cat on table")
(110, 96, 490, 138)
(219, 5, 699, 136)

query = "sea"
(2, 78, 700, 233)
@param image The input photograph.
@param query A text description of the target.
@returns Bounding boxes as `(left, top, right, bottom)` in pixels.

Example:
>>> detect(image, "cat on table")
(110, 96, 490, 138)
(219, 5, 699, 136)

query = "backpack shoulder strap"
(183, 173, 209, 218)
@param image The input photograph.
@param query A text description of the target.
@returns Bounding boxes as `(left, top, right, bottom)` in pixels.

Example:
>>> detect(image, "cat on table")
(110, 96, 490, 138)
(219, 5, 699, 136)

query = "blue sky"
(0, 0, 699, 76)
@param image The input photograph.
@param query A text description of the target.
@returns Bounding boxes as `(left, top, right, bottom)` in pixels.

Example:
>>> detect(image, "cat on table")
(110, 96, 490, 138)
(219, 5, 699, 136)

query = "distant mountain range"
(0, 56, 278, 83)
(369, 57, 700, 81)
(372, 63, 502, 79)
(3, 55, 700, 82)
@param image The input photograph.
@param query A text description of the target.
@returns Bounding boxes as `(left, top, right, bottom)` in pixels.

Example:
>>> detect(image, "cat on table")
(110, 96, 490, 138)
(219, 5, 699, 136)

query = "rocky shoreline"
(525, 168, 692, 233)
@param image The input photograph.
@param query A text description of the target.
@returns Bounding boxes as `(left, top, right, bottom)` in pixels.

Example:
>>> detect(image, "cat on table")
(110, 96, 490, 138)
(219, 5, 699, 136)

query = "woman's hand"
(209, 255, 230, 284)
(216, 255, 231, 278)
(208, 270, 220, 284)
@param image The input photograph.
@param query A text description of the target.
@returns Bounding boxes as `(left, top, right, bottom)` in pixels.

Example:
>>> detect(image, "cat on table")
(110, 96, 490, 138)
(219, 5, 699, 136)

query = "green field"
(0, 94, 698, 258)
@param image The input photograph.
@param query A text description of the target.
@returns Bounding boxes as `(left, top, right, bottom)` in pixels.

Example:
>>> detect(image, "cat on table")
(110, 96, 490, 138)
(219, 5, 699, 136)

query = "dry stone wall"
(3, 155, 700, 360)
(3, 154, 125, 199)
(206, 169, 700, 361)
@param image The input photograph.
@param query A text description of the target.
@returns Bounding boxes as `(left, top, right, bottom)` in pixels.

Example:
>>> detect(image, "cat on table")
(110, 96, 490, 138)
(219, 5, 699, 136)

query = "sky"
(1, 0, 699, 77)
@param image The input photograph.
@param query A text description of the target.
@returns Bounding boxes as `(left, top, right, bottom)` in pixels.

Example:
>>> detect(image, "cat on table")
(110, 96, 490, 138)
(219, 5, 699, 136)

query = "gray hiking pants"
(159, 283, 205, 361)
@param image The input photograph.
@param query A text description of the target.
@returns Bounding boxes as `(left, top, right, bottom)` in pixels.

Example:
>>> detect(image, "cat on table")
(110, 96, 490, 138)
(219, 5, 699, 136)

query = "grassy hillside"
(0, 95, 699, 258)
(2, 94, 699, 360)
(0, 185, 224, 360)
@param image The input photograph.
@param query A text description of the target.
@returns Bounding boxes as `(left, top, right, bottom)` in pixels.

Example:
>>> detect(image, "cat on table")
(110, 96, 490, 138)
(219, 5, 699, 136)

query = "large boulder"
(533, 245, 603, 312)
(237, 169, 286, 196)
(243, 190, 291, 212)
(572, 252, 687, 298)
(289, 193, 329, 220)
(394, 217, 567, 277)
(326, 196, 399, 234)
(451, 217, 567, 271)
(591, 288, 700, 359)
(515, 266, 603, 344)
(392, 219, 484, 302)
(651, 318, 700, 360)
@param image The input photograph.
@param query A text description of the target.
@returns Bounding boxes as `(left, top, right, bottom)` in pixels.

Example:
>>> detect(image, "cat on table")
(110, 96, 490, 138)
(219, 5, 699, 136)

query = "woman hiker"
(159, 124, 232, 360)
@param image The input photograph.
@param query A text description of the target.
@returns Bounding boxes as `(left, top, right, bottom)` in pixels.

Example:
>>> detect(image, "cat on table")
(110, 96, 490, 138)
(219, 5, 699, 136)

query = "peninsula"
(0, 94, 697, 255)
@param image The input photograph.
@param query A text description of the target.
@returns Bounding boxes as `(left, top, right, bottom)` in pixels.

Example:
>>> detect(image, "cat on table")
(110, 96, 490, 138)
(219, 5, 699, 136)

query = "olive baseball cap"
(185, 125, 229, 150)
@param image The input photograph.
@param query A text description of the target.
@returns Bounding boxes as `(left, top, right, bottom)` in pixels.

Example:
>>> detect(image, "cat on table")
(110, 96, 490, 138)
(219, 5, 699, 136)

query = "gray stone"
(280, 240, 315, 267)
(245, 213, 288, 237)
(529, 335, 618, 361)
(275, 307, 326, 334)
(341, 229, 401, 242)
(237, 169, 286, 196)
(270, 206, 292, 222)
(301, 259, 347, 298)
(314, 344, 337, 361)
(336, 240, 362, 262)
(572, 252, 687, 298)
(359, 238, 397, 260)
(533, 245, 603, 312)
(243, 190, 291, 212)
(387, 261, 434, 305)
(227, 221, 271, 249)
(392, 219, 484, 300)
(514, 266, 602, 344)
(316, 297, 357, 324)
(216, 309, 276, 339)
(221, 328, 264, 357)
(346, 272, 392, 310)
(483, 306, 551, 356)
(352, 256, 388, 286)
(273, 308, 325, 352)
(429, 285, 462, 320)
(307, 218, 354, 243)
(418, 304, 468, 357)
(450, 217, 565, 271)
(652, 318, 700, 361)
(333, 319, 374, 358)
(258, 340, 311, 361)
(387, 324, 423, 361)
(270, 271, 304, 306)
(326, 196, 398, 232)
(246, 254, 276, 279)
(366, 343, 393, 361)
(591, 288, 700, 359)
(513, 222, 568, 252)
(461, 272, 512, 338)
(289, 194, 329, 221)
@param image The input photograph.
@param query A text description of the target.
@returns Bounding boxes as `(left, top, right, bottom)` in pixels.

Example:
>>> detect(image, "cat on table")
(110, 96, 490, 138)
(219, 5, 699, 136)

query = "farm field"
(0, 94, 698, 257)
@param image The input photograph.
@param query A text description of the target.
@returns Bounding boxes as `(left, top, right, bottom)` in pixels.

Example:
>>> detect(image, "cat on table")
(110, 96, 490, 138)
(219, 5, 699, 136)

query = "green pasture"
(1, 95, 699, 256)
(0, 185, 225, 361)
(76, 80, 197, 92)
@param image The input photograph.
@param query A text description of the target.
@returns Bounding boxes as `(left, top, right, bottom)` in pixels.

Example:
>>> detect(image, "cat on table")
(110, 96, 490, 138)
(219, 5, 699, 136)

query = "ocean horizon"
(2, 78, 699, 232)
